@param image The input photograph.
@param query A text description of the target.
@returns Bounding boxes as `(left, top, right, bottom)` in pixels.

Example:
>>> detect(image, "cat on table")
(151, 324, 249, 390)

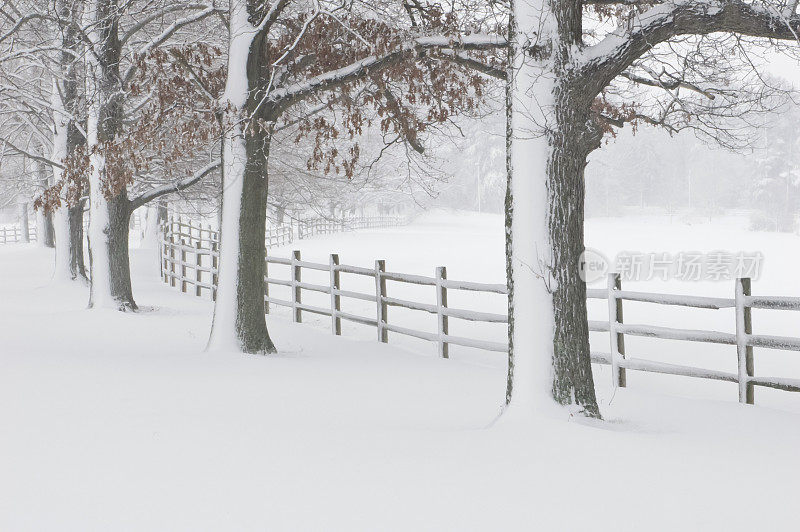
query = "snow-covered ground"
(2, 211, 800, 530)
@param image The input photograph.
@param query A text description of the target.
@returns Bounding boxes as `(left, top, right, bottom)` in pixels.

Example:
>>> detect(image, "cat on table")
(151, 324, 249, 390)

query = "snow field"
(2, 211, 800, 530)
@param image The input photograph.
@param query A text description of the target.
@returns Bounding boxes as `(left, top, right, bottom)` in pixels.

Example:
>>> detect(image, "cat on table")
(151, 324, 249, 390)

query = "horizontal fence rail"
(0, 211, 143, 245)
(0, 224, 37, 243)
(588, 274, 800, 404)
(297, 215, 406, 240)
(159, 217, 800, 406)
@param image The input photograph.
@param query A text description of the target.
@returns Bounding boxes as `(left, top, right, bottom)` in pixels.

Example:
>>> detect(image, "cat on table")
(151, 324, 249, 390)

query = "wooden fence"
(159, 219, 800, 406)
(297, 215, 405, 240)
(0, 224, 37, 243)
(0, 211, 142, 244)
(160, 216, 507, 358)
(586, 275, 800, 403)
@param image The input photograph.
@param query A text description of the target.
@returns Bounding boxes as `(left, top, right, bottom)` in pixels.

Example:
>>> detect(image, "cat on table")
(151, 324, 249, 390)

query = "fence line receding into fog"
(159, 215, 800, 406)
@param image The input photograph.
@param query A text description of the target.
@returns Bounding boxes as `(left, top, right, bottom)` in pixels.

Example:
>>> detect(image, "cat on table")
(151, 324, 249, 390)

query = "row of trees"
(2, 0, 800, 422)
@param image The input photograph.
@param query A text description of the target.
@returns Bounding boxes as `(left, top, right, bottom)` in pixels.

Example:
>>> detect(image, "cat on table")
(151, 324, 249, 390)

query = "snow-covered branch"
(0, 13, 52, 45)
(619, 69, 716, 99)
(128, 159, 221, 211)
(580, 0, 800, 96)
(254, 0, 292, 36)
(438, 50, 507, 80)
(122, 4, 220, 84)
(271, 34, 507, 108)
(0, 138, 64, 169)
(120, 4, 212, 45)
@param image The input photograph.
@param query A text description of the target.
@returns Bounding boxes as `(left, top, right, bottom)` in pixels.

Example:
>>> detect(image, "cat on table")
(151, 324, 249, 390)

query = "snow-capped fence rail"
(163, 215, 293, 252)
(589, 274, 800, 404)
(261, 253, 509, 356)
(0, 212, 142, 245)
(159, 218, 800, 406)
(160, 216, 507, 359)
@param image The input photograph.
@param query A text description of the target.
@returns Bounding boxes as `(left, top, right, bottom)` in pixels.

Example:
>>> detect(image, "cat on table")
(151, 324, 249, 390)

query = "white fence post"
(195, 241, 203, 297)
(292, 250, 302, 323)
(375, 259, 387, 343)
(608, 273, 626, 387)
(211, 237, 218, 302)
(735, 277, 754, 404)
(330, 254, 341, 335)
(180, 239, 187, 293)
(264, 250, 270, 314)
(169, 217, 176, 288)
(436, 266, 449, 358)
(160, 223, 167, 283)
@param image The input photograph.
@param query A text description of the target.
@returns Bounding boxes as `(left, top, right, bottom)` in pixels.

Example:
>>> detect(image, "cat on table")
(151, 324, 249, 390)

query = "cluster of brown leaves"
(34, 145, 89, 212)
(592, 91, 640, 140)
(273, 10, 494, 178)
(37, 44, 225, 211)
(125, 43, 225, 183)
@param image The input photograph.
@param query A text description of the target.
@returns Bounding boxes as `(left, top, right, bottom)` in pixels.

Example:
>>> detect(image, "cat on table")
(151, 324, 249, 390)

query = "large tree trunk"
(209, 125, 274, 352)
(53, 202, 87, 283)
(51, 0, 87, 281)
(69, 205, 87, 277)
(504, 0, 599, 418)
(208, 1, 275, 353)
(37, 210, 55, 248)
(51, 85, 85, 281)
(51, 100, 88, 282)
(547, 89, 598, 415)
(88, 193, 135, 309)
(35, 160, 55, 248)
(86, 0, 135, 310)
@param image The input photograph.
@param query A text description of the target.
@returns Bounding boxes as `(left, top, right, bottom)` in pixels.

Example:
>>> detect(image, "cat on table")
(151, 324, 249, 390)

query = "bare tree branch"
(129, 159, 220, 211)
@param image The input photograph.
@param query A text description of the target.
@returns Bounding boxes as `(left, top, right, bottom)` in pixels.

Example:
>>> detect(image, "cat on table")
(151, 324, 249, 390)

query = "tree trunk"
(208, 115, 275, 353)
(38, 211, 55, 248)
(87, 193, 136, 309)
(69, 204, 86, 278)
(504, 0, 600, 418)
(86, 0, 135, 310)
(547, 91, 598, 416)
(51, 1, 86, 281)
(51, 98, 87, 282)
(19, 202, 30, 243)
(34, 157, 55, 247)
(208, 1, 275, 353)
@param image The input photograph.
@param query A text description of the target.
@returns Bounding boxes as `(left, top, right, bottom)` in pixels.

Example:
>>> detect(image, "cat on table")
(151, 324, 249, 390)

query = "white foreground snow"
(2, 212, 800, 530)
